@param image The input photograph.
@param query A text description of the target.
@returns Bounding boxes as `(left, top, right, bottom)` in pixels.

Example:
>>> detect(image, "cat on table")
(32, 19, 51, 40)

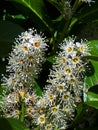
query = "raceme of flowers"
(0, 28, 47, 124)
(35, 37, 90, 129)
(3, 28, 47, 91)
(0, 29, 90, 130)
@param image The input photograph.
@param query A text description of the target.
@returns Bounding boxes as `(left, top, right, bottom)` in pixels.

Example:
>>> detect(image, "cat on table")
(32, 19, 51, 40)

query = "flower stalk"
(20, 99, 25, 123)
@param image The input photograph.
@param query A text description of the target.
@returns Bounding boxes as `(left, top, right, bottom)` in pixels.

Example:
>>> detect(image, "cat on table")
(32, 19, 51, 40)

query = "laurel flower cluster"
(0, 35, 90, 130)
(33, 37, 90, 130)
(0, 28, 47, 127)
(3, 28, 47, 90)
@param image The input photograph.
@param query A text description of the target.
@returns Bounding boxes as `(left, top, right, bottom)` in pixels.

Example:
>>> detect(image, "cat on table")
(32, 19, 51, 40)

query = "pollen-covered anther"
(20, 59, 25, 64)
(45, 123, 52, 130)
(62, 58, 66, 63)
(28, 55, 34, 61)
(51, 106, 58, 114)
(78, 46, 85, 53)
(25, 93, 30, 99)
(22, 45, 29, 52)
(62, 93, 70, 100)
(72, 57, 79, 64)
(48, 94, 54, 100)
(34, 41, 40, 48)
(57, 85, 64, 91)
(12, 78, 16, 83)
(13, 109, 20, 117)
(69, 78, 76, 84)
(26, 106, 34, 115)
(17, 71, 22, 76)
(38, 114, 45, 124)
(15, 110, 20, 115)
(63, 106, 70, 112)
(26, 68, 31, 73)
(65, 68, 72, 75)
(19, 90, 25, 97)
(66, 46, 73, 53)
(30, 96, 35, 103)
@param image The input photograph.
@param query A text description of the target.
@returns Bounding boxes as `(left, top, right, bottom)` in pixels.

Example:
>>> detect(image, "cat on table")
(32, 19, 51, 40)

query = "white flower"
(37, 114, 46, 124)
(36, 97, 47, 108)
(60, 38, 75, 56)
(11, 109, 20, 119)
(62, 92, 70, 101)
(51, 105, 60, 115)
(76, 41, 90, 55)
(45, 123, 52, 130)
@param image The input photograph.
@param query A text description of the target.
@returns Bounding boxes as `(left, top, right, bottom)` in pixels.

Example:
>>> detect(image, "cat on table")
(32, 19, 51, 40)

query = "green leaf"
(8, 0, 53, 32)
(84, 59, 98, 102)
(84, 56, 98, 61)
(72, 103, 84, 125)
(0, 21, 24, 57)
(85, 60, 98, 88)
(0, 85, 4, 95)
(87, 92, 98, 102)
(86, 92, 98, 109)
(86, 101, 98, 109)
(87, 40, 98, 56)
(34, 81, 43, 96)
(0, 118, 28, 130)
(46, 55, 56, 63)
(88, 84, 98, 94)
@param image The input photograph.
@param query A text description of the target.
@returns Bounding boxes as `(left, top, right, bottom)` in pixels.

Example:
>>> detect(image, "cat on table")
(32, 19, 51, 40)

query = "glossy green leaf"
(84, 56, 98, 61)
(72, 103, 84, 125)
(88, 84, 98, 94)
(8, 0, 53, 31)
(0, 21, 24, 57)
(86, 92, 98, 109)
(87, 92, 98, 101)
(85, 60, 98, 88)
(46, 55, 56, 63)
(87, 40, 98, 56)
(84, 40, 98, 87)
(0, 118, 28, 130)
(34, 81, 43, 96)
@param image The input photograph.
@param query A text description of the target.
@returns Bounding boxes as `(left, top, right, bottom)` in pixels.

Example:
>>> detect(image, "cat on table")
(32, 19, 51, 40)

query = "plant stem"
(52, 17, 72, 54)
(53, 0, 82, 53)
(72, 0, 80, 12)
(20, 99, 25, 123)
